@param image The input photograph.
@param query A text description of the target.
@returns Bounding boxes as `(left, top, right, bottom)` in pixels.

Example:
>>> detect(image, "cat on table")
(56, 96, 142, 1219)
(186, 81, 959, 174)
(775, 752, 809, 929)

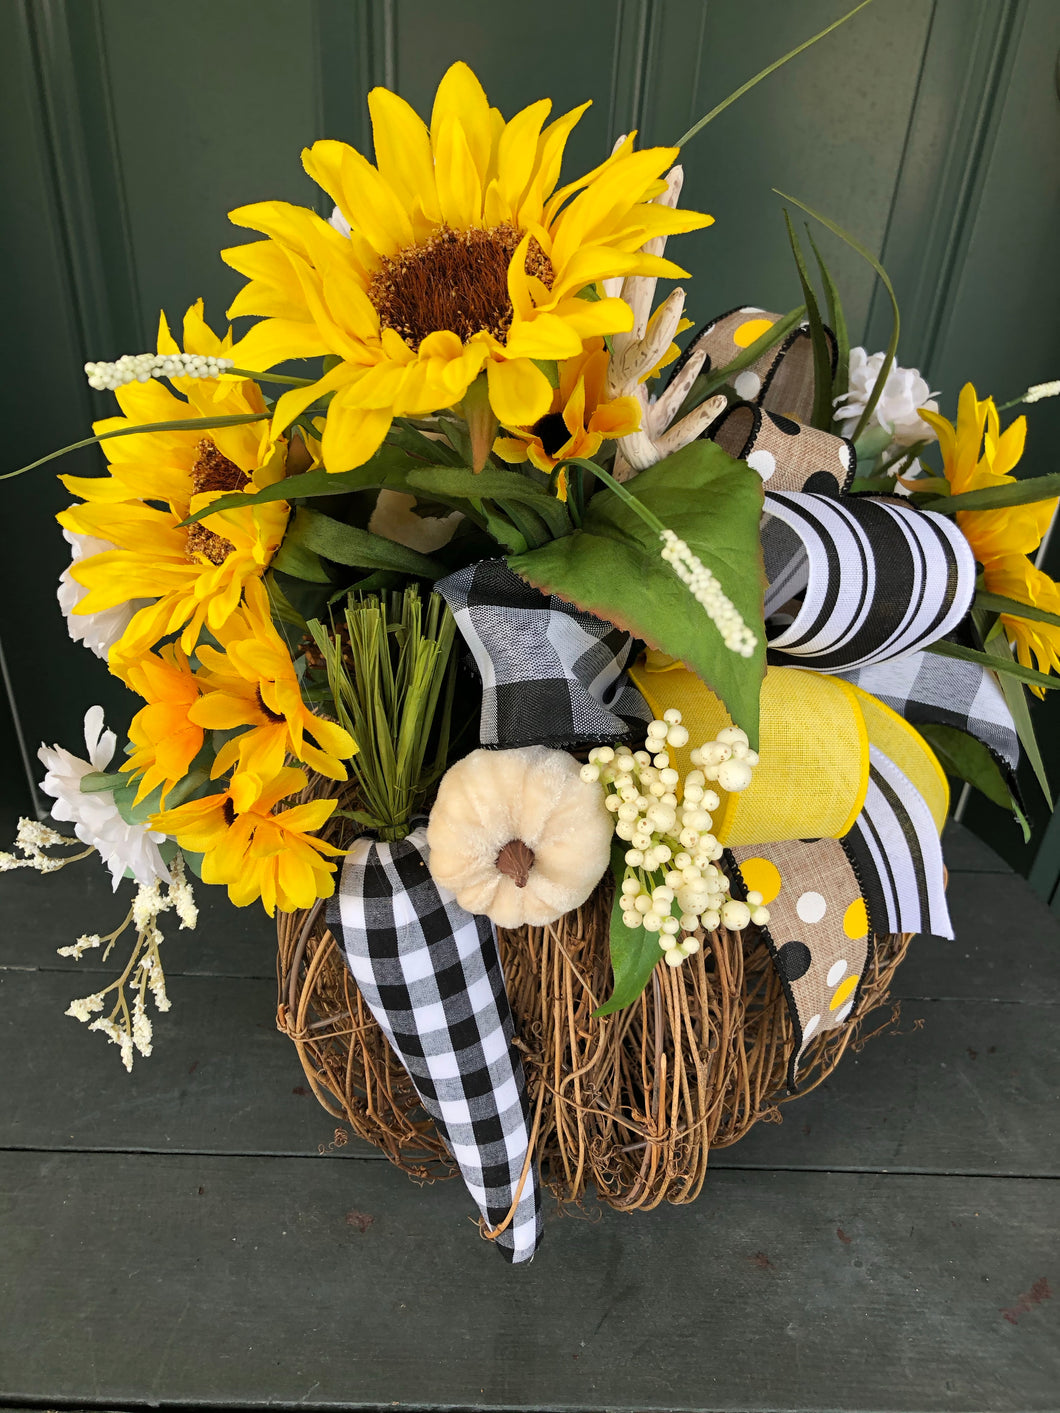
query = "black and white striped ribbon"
(762, 491, 976, 673)
(843, 745, 953, 939)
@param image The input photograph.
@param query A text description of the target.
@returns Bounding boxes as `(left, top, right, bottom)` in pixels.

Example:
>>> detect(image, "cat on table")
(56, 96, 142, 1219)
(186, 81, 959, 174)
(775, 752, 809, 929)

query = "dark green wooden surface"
(4, 0, 1060, 887)
(0, 823, 1057, 1410)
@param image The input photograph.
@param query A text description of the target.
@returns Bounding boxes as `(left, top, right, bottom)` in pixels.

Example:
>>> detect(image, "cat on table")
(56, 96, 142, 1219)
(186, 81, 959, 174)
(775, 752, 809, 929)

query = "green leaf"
(673, 0, 874, 146)
(918, 473, 1060, 515)
(774, 189, 899, 443)
(979, 624, 1053, 808)
(509, 440, 767, 747)
(807, 228, 850, 402)
(386, 418, 464, 466)
(271, 535, 332, 583)
(479, 504, 526, 554)
(405, 464, 573, 540)
(593, 844, 664, 1017)
(926, 638, 1060, 692)
(181, 445, 452, 524)
(285, 506, 447, 579)
(918, 723, 1029, 840)
(975, 589, 1060, 631)
(79, 770, 126, 795)
(782, 210, 834, 429)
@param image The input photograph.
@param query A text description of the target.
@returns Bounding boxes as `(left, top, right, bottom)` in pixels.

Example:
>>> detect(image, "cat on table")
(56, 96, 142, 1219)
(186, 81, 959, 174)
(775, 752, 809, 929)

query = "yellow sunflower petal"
(430, 62, 493, 184)
(486, 357, 553, 427)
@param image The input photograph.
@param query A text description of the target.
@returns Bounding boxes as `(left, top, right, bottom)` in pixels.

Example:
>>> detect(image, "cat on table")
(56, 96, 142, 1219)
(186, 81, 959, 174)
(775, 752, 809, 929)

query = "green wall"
(4, 0, 1059, 882)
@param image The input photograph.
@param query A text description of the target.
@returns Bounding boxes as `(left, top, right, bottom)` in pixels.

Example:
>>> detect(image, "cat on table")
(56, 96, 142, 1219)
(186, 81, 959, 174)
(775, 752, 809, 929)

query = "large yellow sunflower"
(222, 62, 711, 472)
(57, 303, 292, 672)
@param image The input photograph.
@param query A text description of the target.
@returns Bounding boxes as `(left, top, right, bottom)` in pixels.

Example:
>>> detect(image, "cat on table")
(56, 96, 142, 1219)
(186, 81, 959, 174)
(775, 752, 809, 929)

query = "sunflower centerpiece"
(6, 32, 1060, 1261)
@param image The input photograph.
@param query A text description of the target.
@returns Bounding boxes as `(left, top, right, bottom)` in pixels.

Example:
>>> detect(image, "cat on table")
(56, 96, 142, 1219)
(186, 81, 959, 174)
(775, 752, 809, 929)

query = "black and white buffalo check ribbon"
(437, 558, 650, 749)
(327, 826, 542, 1263)
(839, 649, 1019, 777)
(762, 491, 976, 673)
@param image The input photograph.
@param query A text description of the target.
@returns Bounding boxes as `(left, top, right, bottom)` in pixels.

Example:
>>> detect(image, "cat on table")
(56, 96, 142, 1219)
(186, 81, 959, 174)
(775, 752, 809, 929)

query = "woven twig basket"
(276, 810, 911, 1209)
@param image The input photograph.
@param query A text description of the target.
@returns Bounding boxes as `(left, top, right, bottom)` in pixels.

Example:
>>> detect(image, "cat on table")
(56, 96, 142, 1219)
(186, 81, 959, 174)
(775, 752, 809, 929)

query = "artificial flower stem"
(560, 456, 667, 536)
(4, 412, 269, 480)
(674, 0, 874, 147)
(875, 438, 929, 477)
(226, 367, 317, 387)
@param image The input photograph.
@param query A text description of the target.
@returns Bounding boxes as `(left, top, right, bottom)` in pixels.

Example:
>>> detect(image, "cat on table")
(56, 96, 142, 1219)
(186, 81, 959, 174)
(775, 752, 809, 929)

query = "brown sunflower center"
(368, 223, 554, 350)
(185, 438, 250, 565)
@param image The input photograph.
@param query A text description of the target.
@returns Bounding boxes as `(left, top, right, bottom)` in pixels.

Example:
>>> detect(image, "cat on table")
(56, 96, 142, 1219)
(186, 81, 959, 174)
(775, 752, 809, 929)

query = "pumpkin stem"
(496, 839, 535, 888)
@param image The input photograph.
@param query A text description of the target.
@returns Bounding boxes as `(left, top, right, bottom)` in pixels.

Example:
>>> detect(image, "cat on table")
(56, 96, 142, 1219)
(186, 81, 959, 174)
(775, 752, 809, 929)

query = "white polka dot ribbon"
(727, 837, 874, 1089)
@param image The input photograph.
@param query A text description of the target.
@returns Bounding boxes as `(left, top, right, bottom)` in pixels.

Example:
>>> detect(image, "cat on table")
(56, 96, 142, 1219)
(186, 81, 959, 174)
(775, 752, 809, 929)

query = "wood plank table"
(0, 823, 1056, 1412)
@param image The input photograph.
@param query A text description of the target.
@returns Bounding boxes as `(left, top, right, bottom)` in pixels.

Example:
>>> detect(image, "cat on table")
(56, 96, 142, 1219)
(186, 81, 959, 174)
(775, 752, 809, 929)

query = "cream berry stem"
(560, 457, 758, 658)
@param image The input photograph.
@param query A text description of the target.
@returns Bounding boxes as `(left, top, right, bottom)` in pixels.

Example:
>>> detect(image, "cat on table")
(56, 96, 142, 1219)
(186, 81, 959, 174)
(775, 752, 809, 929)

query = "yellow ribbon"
(630, 656, 947, 847)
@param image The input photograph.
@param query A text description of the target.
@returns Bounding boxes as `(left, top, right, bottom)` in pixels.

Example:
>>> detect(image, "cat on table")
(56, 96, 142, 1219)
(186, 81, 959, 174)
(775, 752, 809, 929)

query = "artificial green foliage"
(808, 229, 850, 403)
(593, 843, 667, 1017)
(782, 211, 835, 429)
(307, 586, 457, 840)
(975, 590, 1060, 631)
(284, 506, 447, 579)
(919, 472, 1060, 516)
(926, 639, 1060, 693)
(181, 444, 454, 524)
(776, 189, 900, 444)
(919, 723, 1030, 842)
(509, 441, 767, 747)
(405, 465, 573, 541)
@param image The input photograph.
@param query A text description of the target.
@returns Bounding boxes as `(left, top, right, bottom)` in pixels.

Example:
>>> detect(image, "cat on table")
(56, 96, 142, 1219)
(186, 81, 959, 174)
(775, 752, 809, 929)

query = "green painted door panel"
(4, 0, 1059, 889)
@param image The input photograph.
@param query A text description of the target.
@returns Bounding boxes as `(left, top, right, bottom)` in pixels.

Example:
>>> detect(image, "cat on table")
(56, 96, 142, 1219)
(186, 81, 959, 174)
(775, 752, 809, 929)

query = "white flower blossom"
(38, 706, 170, 889)
(1022, 380, 1060, 404)
(834, 348, 939, 447)
(66, 993, 105, 1023)
(57, 529, 150, 660)
(57, 933, 103, 960)
(659, 531, 757, 657)
(84, 351, 233, 392)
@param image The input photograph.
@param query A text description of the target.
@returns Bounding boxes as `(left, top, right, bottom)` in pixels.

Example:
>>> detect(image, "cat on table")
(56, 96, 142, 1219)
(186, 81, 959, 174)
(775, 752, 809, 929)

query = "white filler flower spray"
(581, 709, 771, 967)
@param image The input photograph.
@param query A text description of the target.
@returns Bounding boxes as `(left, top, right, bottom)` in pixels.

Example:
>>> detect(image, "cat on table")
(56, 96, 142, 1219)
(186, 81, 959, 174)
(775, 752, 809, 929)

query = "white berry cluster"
(659, 530, 758, 658)
(580, 710, 770, 967)
(84, 351, 234, 391)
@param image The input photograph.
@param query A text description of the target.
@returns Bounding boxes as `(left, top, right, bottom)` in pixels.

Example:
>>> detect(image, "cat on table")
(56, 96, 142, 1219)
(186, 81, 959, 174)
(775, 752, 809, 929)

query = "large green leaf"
(286, 506, 447, 579)
(593, 844, 664, 1017)
(508, 441, 767, 746)
(918, 723, 1030, 843)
